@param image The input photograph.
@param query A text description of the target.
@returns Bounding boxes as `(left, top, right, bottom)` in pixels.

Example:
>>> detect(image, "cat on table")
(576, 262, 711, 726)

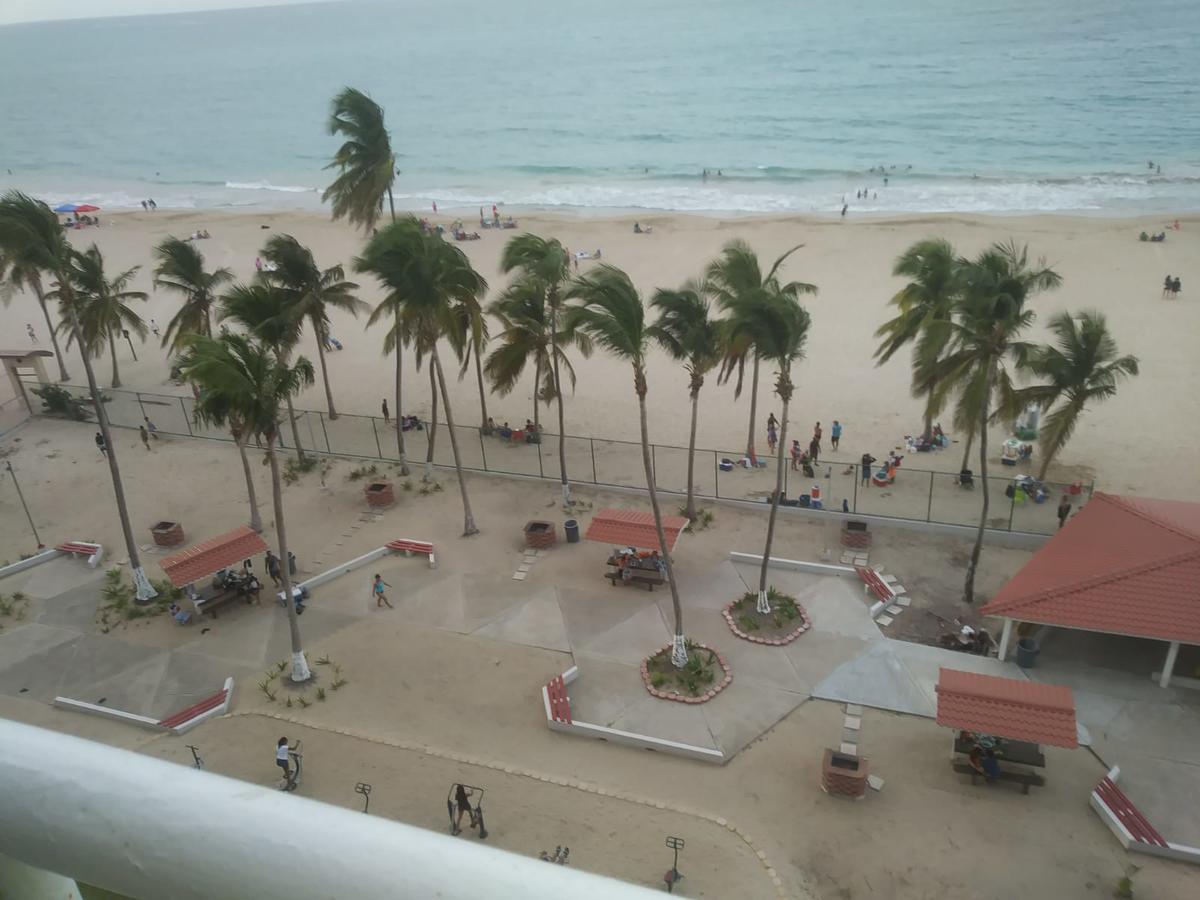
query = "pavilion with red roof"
(982, 492, 1200, 688)
(583, 508, 688, 553)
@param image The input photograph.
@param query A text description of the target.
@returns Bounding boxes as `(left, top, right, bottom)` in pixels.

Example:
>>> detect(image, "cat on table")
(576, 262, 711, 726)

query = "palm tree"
(449, 291, 491, 430)
(500, 234, 576, 504)
(935, 241, 1061, 604)
(259, 234, 367, 419)
(649, 280, 724, 522)
(53, 246, 148, 388)
(874, 238, 960, 447)
(707, 241, 816, 460)
(355, 218, 487, 535)
(219, 282, 309, 462)
(324, 87, 397, 232)
(1017, 311, 1138, 482)
(179, 334, 314, 681)
(152, 237, 233, 353)
(0, 190, 71, 381)
(566, 265, 689, 667)
(0, 198, 156, 600)
(725, 283, 814, 613)
(189, 362, 265, 533)
(485, 277, 587, 433)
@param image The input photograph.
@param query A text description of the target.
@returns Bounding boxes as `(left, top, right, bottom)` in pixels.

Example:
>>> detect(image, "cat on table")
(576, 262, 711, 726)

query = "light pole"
(4, 460, 43, 549)
(122, 329, 138, 362)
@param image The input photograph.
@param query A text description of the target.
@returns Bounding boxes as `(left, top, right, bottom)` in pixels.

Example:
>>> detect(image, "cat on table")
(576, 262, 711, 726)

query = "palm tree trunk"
(636, 366, 686, 667)
(684, 383, 701, 521)
(285, 395, 306, 463)
(33, 281, 70, 381)
(532, 356, 542, 431)
(746, 356, 760, 459)
(433, 349, 478, 536)
(315, 327, 338, 419)
(267, 436, 310, 682)
(73, 329, 155, 602)
(963, 365, 995, 605)
(757, 387, 789, 613)
(551, 313, 571, 505)
(387, 186, 396, 223)
(235, 431, 263, 532)
(1036, 397, 1081, 482)
(474, 350, 489, 427)
(394, 339, 408, 476)
(108, 333, 121, 388)
(959, 430, 975, 472)
(424, 362, 437, 482)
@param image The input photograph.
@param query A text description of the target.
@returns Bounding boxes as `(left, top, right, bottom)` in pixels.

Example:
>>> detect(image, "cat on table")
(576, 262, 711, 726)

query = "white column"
(997, 618, 1014, 662)
(1159, 640, 1181, 688)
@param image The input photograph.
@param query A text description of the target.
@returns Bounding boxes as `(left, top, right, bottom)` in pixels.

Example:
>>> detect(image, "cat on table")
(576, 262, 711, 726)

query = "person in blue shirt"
(831, 420, 843, 451)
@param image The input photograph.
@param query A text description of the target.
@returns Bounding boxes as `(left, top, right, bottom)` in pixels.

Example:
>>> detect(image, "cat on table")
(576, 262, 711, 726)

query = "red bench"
(57, 541, 103, 567)
(158, 688, 229, 732)
(387, 538, 437, 569)
(855, 566, 894, 603)
(545, 675, 572, 725)
(1094, 776, 1168, 848)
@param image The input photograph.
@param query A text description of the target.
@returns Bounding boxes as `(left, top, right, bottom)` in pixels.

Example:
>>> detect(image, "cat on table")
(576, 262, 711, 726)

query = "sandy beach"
(3, 209, 1196, 501)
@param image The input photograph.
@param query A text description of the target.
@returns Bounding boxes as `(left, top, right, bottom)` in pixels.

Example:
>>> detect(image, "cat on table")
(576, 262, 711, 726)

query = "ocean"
(1, 0, 1198, 215)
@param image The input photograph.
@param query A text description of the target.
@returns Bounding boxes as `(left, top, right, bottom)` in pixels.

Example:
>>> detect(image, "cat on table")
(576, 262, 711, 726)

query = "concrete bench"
(158, 679, 234, 734)
(855, 566, 895, 603)
(545, 674, 572, 725)
(56, 541, 103, 568)
(952, 762, 1045, 794)
(387, 538, 437, 569)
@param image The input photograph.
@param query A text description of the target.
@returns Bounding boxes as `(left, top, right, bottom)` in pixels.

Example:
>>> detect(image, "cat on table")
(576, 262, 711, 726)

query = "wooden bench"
(854, 566, 895, 603)
(545, 674, 572, 725)
(56, 541, 103, 568)
(193, 588, 248, 619)
(158, 688, 229, 732)
(605, 569, 665, 591)
(387, 538, 437, 569)
(952, 762, 1045, 794)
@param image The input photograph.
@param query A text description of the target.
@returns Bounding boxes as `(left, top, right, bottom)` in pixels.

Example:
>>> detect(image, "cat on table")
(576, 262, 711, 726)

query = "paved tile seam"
(222, 710, 792, 899)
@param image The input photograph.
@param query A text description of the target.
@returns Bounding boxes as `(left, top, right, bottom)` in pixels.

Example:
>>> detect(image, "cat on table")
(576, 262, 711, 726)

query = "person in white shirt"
(276, 737, 291, 782)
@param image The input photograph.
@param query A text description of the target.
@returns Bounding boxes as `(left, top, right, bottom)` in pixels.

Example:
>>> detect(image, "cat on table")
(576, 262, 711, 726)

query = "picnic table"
(604, 554, 666, 591)
(191, 583, 258, 618)
(954, 736, 1046, 768)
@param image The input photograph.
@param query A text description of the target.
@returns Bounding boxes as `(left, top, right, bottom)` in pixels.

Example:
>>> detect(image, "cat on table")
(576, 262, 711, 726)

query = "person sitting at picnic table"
(169, 603, 192, 625)
(483, 416, 496, 435)
(498, 421, 513, 439)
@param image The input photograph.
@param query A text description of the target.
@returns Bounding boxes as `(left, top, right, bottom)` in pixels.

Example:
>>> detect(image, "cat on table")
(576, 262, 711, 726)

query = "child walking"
(372, 573, 394, 609)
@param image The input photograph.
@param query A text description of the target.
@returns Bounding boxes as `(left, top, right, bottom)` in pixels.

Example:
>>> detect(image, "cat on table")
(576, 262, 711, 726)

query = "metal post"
(4, 460, 43, 549)
(371, 417, 382, 459)
(537, 435, 544, 478)
(1008, 477, 1016, 531)
(319, 414, 330, 454)
(123, 331, 138, 362)
(852, 464, 859, 512)
(180, 397, 193, 436)
(927, 470, 934, 522)
(590, 438, 597, 484)
(135, 392, 147, 423)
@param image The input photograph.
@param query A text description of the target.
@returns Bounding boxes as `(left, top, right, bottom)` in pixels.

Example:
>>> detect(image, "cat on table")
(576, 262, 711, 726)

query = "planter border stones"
(641, 642, 732, 704)
(722, 598, 811, 646)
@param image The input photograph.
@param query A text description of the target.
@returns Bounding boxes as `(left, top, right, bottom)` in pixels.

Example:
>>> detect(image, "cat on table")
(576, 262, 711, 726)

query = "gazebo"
(160, 526, 268, 595)
(583, 508, 688, 552)
(983, 492, 1200, 688)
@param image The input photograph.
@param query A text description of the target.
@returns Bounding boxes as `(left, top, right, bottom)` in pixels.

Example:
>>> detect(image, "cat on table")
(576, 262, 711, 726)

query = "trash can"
(564, 519, 580, 543)
(1015, 637, 1039, 668)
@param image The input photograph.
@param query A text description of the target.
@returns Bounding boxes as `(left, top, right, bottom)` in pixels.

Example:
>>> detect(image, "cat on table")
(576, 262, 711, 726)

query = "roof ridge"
(985, 546, 1200, 616)
(939, 685, 1073, 713)
(1101, 493, 1200, 544)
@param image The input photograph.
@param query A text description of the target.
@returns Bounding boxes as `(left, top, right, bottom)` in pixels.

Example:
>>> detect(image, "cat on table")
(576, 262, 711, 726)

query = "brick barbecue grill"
(524, 520, 556, 549)
(364, 482, 395, 508)
(151, 521, 185, 547)
(821, 748, 869, 798)
(840, 520, 871, 549)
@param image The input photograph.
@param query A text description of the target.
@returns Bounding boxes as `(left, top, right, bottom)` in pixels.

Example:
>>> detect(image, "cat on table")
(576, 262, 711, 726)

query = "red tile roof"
(584, 508, 688, 552)
(981, 493, 1200, 644)
(159, 526, 268, 587)
(935, 667, 1078, 748)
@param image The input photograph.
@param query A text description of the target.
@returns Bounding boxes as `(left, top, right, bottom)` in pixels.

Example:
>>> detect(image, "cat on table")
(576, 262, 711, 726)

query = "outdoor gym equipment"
(446, 783, 488, 839)
(664, 836, 685, 893)
(186, 745, 204, 769)
(356, 781, 372, 813)
(279, 740, 303, 792)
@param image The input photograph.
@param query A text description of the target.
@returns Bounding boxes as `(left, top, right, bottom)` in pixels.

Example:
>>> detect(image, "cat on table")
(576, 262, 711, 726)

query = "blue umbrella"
(53, 203, 80, 213)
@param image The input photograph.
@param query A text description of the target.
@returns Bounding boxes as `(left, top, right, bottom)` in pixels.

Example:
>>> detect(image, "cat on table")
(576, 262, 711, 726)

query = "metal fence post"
(319, 414, 330, 454)
(590, 438, 597, 483)
(180, 397, 193, 436)
(713, 451, 719, 499)
(1008, 478, 1016, 531)
(135, 392, 147, 422)
(852, 464, 859, 512)
(537, 436, 544, 478)
(371, 417, 382, 459)
(927, 470, 934, 522)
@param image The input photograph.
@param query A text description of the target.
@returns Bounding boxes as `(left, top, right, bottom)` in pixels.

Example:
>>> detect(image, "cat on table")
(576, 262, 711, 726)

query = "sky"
(0, 0, 322, 27)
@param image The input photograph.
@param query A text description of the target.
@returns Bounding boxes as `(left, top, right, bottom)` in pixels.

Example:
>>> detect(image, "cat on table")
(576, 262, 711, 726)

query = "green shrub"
(347, 464, 379, 482)
(32, 384, 91, 420)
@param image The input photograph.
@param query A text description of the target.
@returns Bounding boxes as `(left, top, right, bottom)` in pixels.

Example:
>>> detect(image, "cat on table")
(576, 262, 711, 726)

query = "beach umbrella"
(53, 203, 80, 213)
(75, 204, 100, 213)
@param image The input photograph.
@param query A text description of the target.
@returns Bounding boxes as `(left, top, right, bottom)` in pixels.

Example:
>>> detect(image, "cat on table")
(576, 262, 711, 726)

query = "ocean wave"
(225, 181, 317, 193)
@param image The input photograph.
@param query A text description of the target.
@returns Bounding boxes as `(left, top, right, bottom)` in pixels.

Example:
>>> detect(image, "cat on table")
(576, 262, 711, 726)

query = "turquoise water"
(1, 0, 1198, 214)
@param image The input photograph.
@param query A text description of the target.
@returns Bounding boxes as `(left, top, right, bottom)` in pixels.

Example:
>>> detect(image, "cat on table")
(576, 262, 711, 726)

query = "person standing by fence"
(381, 398, 390, 426)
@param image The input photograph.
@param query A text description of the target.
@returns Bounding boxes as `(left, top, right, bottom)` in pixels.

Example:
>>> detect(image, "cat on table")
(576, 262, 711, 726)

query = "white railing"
(0, 719, 663, 900)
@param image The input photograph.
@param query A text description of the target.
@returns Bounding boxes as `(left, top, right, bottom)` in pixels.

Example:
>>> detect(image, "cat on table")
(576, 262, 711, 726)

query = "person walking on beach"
(861, 452, 876, 485)
(372, 574, 393, 609)
(144, 416, 159, 439)
(265, 550, 282, 588)
(26, 323, 37, 343)
(1057, 495, 1072, 530)
(831, 420, 842, 451)
(809, 436, 820, 463)
(139, 425, 152, 451)
(766, 414, 778, 453)
(95, 432, 108, 456)
(791, 440, 802, 471)
(255, 257, 263, 273)
(381, 398, 390, 426)
(150, 318, 160, 338)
